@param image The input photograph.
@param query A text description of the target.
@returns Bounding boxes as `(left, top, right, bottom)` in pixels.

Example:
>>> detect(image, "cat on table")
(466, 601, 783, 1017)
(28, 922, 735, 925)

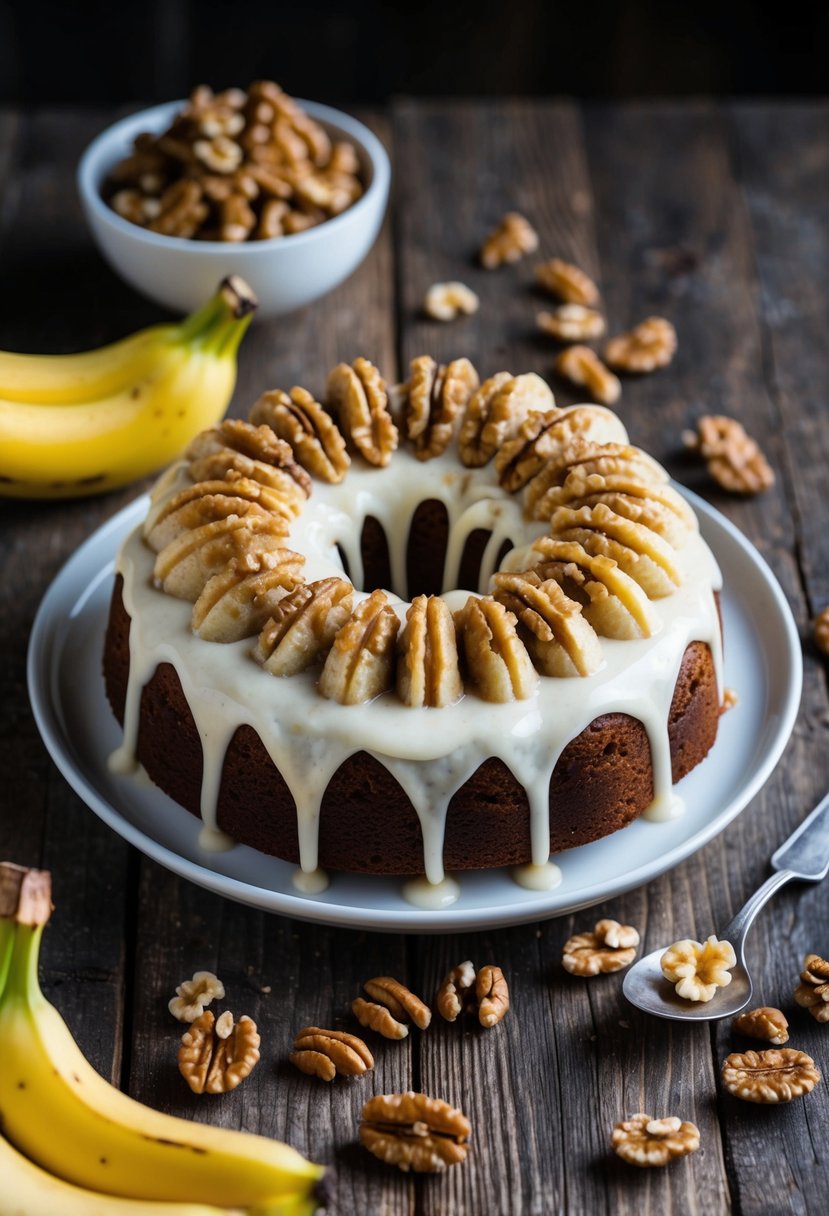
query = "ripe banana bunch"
(0, 276, 257, 499)
(0, 863, 325, 1216)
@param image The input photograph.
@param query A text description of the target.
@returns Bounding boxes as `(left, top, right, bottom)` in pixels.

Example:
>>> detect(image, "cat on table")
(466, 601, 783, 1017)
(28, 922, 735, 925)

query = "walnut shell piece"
(611, 1113, 700, 1167)
(604, 316, 677, 373)
(480, 211, 539, 269)
(553, 345, 621, 407)
(398, 355, 479, 461)
(325, 358, 398, 467)
(721, 1048, 821, 1103)
(290, 1026, 374, 1081)
(356, 975, 433, 1037)
(683, 414, 775, 495)
(168, 970, 225, 1022)
(733, 1006, 790, 1045)
(535, 258, 600, 306)
(397, 595, 462, 708)
(318, 590, 400, 704)
(561, 920, 640, 976)
(422, 281, 480, 321)
(454, 596, 538, 703)
(249, 387, 350, 483)
(793, 953, 829, 1023)
(537, 305, 605, 342)
(178, 1010, 260, 1094)
(360, 1091, 471, 1172)
(661, 935, 736, 1003)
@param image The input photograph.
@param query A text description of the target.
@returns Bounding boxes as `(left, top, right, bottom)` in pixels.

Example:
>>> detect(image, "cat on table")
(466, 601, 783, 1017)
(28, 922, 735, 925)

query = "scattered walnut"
(561, 919, 640, 976)
(360, 1091, 471, 1172)
(435, 960, 509, 1027)
(326, 357, 398, 467)
(477, 965, 510, 1028)
(423, 281, 480, 321)
(250, 387, 350, 483)
(793, 953, 829, 1023)
(480, 211, 539, 268)
(611, 1113, 700, 1167)
(318, 590, 400, 704)
(721, 687, 739, 714)
(291, 1026, 374, 1082)
(683, 414, 775, 495)
(604, 316, 677, 372)
(397, 595, 462, 708)
(537, 305, 606, 342)
(815, 609, 829, 657)
(168, 970, 225, 1022)
(535, 258, 600, 307)
(733, 1006, 790, 1045)
(721, 1048, 821, 1103)
(436, 961, 477, 1022)
(553, 345, 621, 407)
(661, 935, 736, 1002)
(178, 1010, 260, 1094)
(352, 975, 432, 1040)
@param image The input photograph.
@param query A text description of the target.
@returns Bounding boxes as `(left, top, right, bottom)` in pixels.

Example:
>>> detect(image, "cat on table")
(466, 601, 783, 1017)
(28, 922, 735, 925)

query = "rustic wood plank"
(584, 101, 829, 1215)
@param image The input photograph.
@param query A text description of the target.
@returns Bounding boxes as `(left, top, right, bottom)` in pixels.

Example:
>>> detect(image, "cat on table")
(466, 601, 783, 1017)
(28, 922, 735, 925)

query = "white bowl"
(77, 99, 390, 317)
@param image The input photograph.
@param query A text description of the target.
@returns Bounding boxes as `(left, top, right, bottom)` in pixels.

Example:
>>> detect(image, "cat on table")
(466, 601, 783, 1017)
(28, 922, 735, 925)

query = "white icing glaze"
(292, 867, 330, 894)
(402, 874, 461, 909)
(512, 861, 563, 891)
(113, 408, 724, 904)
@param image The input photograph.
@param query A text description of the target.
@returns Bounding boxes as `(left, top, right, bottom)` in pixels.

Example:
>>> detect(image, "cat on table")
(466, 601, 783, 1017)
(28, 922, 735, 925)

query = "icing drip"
(114, 432, 724, 906)
(292, 867, 330, 894)
(512, 861, 563, 891)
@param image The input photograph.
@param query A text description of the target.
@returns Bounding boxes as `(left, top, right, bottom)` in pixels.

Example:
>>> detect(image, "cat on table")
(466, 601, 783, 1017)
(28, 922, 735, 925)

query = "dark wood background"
(1, 100, 828, 1214)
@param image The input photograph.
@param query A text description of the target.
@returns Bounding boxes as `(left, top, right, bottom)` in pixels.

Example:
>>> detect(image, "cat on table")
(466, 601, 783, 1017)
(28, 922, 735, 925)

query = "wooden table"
(1, 101, 828, 1215)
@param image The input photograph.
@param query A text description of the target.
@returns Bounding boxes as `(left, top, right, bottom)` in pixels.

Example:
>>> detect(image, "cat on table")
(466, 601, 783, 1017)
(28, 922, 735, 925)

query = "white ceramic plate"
(27, 491, 802, 932)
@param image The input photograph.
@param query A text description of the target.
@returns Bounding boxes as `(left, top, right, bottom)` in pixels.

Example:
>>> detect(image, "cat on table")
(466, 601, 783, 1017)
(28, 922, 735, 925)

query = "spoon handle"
(771, 790, 829, 881)
(719, 868, 795, 949)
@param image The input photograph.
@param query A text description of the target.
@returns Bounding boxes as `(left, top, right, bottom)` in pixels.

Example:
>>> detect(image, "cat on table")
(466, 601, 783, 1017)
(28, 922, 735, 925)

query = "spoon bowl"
(623, 947, 753, 1021)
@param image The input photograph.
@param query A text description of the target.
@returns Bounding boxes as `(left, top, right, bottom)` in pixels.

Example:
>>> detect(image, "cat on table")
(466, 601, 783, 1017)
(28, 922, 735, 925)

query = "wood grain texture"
(1, 100, 827, 1215)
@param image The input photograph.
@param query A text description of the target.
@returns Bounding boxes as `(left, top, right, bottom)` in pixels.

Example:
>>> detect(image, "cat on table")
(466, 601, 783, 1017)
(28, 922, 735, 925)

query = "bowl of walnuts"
(77, 81, 390, 317)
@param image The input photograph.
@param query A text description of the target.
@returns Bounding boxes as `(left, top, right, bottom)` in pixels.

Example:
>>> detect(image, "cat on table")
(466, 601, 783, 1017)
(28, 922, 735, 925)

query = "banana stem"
(0, 864, 51, 1007)
(178, 277, 258, 351)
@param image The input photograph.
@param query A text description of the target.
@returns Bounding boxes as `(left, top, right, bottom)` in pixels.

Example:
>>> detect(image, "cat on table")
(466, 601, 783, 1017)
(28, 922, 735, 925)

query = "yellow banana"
(0, 276, 256, 499)
(0, 864, 327, 1211)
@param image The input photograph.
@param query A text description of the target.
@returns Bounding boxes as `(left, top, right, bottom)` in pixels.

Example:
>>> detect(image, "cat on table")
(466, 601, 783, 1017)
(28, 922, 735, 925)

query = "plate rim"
(26, 488, 803, 932)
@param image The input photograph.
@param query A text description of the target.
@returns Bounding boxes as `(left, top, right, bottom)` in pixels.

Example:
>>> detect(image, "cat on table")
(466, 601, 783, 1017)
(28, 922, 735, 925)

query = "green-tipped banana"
(0, 863, 326, 1211)
(0, 277, 256, 499)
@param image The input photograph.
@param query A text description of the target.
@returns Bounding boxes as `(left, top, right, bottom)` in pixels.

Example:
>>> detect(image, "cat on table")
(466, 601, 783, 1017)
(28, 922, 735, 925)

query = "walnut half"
(661, 935, 736, 1002)
(793, 953, 829, 1022)
(561, 919, 640, 976)
(352, 975, 432, 1040)
(435, 960, 510, 1027)
(360, 1091, 471, 1172)
(178, 1010, 260, 1094)
(611, 1113, 700, 1167)
(721, 1048, 821, 1103)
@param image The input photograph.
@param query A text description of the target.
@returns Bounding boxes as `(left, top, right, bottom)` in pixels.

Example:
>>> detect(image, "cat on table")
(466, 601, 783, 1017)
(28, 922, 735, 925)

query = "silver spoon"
(623, 790, 829, 1021)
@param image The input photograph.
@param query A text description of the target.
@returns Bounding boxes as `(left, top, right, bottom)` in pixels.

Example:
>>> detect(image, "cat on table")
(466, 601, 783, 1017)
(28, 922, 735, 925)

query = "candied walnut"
(250, 387, 350, 483)
(793, 953, 829, 1023)
(683, 414, 774, 495)
(814, 608, 829, 657)
(459, 372, 553, 469)
(436, 960, 477, 1022)
(353, 976, 432, 1040)
(148, 180, 209, 239)
(360, 1091, 471, 1173)
(191, 547, 305, 642)
(604, 316, 677, 372)
(290, 1026, 374, 1082)
(254, 577, 354, 676)
(153, 515, 289, 602)
(611, 1113, 700, 1167)
(188, 418, 312, 500)
(318, 590, 400, 704)
(537, 305, 605, 342)
(397, 595, 462, 708)
(733, 1006, 790, 1045)
(454, 596, 538, 703)
(526, 537, 659, 641)
(423, 281, 480, 321)
(398, 355, 479, 461)
(168, 970, 225, 1022)
(495, 402, 626, 494)
(661, 935, 736, 1002)
(535, 258, 600, 306)
(491, 570, 603, 678)
(145, 480, 286, 552)
(326, 358, 398, 467)
(562, 919, 640, 976)
(480, 211, 539, 268)
(550, 501, 683, 599)
(178, 1011, 260, 1094)
(721, 1048, 821, 1103)
(553, 345, 621, 407)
